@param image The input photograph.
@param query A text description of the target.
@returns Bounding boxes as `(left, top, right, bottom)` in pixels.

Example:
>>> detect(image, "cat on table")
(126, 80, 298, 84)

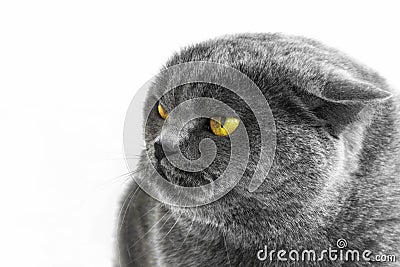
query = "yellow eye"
(158, 104, 168, 119)
(210, 117, 240, 136)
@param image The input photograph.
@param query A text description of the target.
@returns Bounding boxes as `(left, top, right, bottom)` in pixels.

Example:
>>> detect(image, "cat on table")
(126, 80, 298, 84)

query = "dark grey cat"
(117, 33, 400, 266)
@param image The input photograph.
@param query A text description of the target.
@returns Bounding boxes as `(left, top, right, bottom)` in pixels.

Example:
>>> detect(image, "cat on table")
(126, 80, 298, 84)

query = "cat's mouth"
(155, 156, 212, 187)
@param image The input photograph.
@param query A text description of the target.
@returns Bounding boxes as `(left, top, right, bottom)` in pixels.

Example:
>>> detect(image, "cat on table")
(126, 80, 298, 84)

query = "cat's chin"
(155, 157, 212, 187)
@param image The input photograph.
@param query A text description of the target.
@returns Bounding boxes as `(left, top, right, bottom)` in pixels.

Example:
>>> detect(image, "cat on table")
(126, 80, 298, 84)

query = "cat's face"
(140, 75, 339, 234)
(144, 82, 260, 188)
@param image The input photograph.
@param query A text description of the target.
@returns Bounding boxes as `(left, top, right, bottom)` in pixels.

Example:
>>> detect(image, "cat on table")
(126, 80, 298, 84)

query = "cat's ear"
(301, 69, 392, 137)
(307, 69, 392, 103)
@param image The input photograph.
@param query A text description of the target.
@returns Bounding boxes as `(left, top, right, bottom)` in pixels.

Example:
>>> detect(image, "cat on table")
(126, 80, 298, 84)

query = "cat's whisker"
(104, 166, 144, 188)
(117, 185, 140, 233)
(156, 212, 175, 234)
(159, 213, 182, 244)
(178, 208, 197, 250)
(125, 211, 174, 265)
(136, 202, 161, 221)
(127, 210, 171, 250)
(192, 208, 201, 252)
(113, 171, 136, 181)
(117, 186, 140, 261)
(112, 166, 146, 184)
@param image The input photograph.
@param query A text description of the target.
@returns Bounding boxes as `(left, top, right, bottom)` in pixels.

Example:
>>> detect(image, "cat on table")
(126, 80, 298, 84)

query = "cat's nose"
(154, 134, 179, 160)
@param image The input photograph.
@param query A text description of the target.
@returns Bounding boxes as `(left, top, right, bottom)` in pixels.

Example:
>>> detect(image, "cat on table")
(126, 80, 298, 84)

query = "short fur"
(116, 33, 400, 267)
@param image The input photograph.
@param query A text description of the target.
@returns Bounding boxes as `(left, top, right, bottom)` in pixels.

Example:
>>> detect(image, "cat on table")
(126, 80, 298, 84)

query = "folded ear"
(316, 69, 392, 103)
(301, 69, 392, 137)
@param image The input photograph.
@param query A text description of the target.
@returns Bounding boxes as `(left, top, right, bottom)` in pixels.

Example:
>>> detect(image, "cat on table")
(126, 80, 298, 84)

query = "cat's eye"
(157, 103, 168, 120)
(210, 117, 240, 136)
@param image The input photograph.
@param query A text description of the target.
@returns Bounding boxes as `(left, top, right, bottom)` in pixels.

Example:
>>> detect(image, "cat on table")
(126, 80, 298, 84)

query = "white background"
(0, 1, 399, 266)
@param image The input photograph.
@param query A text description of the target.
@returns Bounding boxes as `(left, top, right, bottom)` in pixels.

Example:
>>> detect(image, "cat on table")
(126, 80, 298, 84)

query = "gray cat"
(116, 33, 400, 266)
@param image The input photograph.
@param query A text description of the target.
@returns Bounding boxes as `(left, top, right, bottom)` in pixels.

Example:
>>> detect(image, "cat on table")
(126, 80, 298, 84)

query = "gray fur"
(116, 33, 400, 266)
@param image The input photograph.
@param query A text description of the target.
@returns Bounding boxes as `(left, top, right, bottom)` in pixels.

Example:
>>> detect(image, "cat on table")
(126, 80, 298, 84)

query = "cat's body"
(117, 33, 400, 266)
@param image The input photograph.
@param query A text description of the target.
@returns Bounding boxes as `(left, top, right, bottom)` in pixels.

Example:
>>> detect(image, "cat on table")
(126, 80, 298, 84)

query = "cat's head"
(138, 34, 392, 238)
